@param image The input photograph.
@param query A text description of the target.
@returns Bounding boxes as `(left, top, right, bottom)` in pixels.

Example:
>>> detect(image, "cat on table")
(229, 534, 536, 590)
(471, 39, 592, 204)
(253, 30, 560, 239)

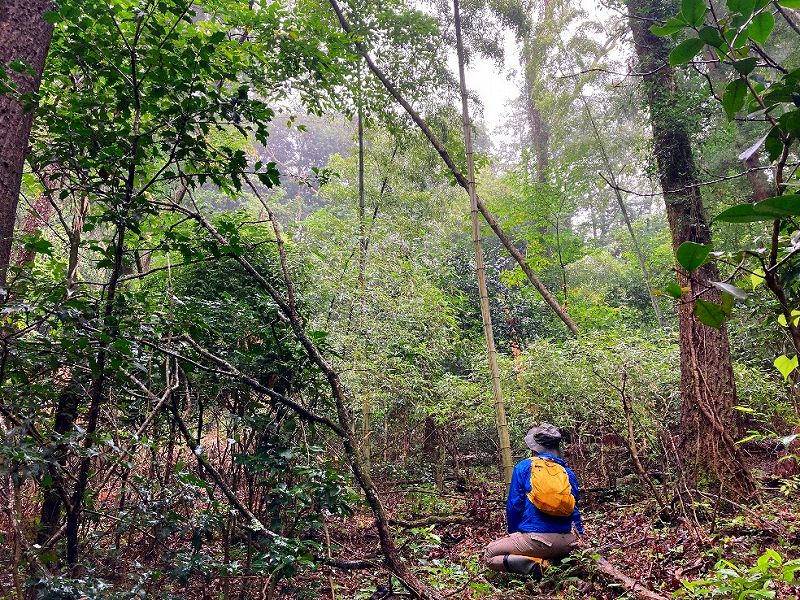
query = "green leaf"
(664, 282, 684, 299)
(723, 79, 748, 119)
(732, 57, 757, 75)
(757, 194, 800, 217)
(720, 291, 735, 316)
(777, 309, 800, 327)
(765, 129, 784, 162)
(651, 17, 690, 36)
(698, 26, 725, 47)
(694, 299, 727, 328)
(716, 204, 765, 222)
(727, 0, 756, 16)
(669, 37, 705, 66)
(774, 354, 798, 380)
(710, 281, 748, 300)
(748, 11, 774, 44)
(21, 234, 54, 255)
(750, 268, 765, 290)
(780, 109, 800, 137)
(676, 241, 712, 271)
(681, 0, 707, 26)
(778, 0, 800, 8)
(717, 195, 800, 222)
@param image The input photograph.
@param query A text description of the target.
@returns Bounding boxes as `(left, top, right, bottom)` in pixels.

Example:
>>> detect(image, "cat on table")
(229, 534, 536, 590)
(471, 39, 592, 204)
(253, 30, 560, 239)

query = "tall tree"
(624, 0, 755, 498)
(0, 0, 55, 290)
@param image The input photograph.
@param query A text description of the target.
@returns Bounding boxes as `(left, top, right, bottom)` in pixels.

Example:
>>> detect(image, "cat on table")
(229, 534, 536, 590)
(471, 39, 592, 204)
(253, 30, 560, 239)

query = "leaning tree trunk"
(0, 0, 55, 290)
(625, 0, 755, 499)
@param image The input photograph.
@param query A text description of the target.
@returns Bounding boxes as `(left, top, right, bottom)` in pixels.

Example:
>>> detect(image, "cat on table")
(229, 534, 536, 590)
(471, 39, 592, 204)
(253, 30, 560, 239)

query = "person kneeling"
(483, 423, 584, 576)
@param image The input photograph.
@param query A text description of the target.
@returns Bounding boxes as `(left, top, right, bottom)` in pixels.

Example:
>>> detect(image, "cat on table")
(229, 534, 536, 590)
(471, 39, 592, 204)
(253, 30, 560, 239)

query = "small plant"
(680, 548, 800, 598)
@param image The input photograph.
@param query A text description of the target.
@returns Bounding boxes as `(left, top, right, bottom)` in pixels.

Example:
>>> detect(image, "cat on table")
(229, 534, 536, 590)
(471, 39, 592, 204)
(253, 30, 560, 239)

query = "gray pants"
(483, 531, 578, 573)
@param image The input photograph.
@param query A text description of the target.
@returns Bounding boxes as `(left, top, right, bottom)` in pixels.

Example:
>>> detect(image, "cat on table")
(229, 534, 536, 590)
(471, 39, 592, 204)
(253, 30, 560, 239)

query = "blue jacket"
(506, 453, 583, 534)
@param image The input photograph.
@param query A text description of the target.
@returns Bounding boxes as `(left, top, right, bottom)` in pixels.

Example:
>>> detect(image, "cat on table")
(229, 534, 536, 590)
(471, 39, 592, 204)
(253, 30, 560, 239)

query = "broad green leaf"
(720, 291, 735, 316)
(681, 0, 707, 26)
(723, 79, 748, 119)
(774, 354, 798, 380)
(780, 109, 800, 137)
(651, 17, 690, 36)
(669, 38, 705, 66)
(710, 281, 748, 300)
(727, 0, 756, 16)
(756, 194, 800, 217)
(676, 241, 711, 271)
(664, 282, 684, 299)
(694, 299, 727, 328)
(716, 204, 765, 222)
(21, 235, 54, 255)
(717, 195, 800, 221)
(777, 309, 800, 327)
(698, 26, 725, 47)
(778, 0, 800, 8)
(750, 268, 765, 290)
(748, 11, 774, 44)
(732, 57, 757, 75)
(765, 129, 784, 162)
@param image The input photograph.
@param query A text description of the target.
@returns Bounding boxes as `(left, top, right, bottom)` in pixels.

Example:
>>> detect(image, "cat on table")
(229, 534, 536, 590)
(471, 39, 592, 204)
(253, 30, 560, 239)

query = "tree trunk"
(0, 0, 55, 290)
(36, 383, 80, 545)
(522, 43, 549, 184)
(356, 106, 371, 467)
(625, 0, 755, 499)
(454, 0, 513, 485)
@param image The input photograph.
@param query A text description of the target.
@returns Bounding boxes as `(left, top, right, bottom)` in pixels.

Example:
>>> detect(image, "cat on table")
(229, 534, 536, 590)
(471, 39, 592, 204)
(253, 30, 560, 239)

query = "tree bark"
(0, 0, 55, 290)
(522, 40, 550, 184)
(356, 105, 371, 467)
(625, 0, 755, 499)
(454, 0, 513, 485)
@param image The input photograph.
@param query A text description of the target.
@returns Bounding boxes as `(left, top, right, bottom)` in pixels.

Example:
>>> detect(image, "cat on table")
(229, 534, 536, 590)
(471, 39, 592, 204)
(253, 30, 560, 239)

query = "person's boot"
(502, 555, 550, 579)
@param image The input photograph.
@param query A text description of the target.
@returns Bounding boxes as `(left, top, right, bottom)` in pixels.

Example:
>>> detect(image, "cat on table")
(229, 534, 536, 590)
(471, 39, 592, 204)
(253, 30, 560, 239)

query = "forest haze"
(1, 0, 800, 598)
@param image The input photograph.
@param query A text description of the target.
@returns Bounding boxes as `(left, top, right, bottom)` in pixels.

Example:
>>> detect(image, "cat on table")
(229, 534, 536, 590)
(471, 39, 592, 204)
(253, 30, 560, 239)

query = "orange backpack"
(526, 456, 576, 517)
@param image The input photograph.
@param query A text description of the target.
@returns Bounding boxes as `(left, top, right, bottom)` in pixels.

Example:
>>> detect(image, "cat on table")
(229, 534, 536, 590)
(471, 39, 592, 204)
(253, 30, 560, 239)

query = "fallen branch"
(595, 557, 668, 600)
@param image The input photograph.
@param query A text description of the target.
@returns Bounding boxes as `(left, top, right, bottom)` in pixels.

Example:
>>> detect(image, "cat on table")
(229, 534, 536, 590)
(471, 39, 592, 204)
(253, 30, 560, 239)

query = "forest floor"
(317, 475, 800, 599)
(2, 457, 798, 599)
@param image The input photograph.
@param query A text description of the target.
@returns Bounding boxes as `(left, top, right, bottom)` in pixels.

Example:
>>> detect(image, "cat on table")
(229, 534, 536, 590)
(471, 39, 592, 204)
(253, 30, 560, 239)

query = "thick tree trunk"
(0, 0, 55, 290)
(625, 0, 755, 499)
(522, 52, 549, 184)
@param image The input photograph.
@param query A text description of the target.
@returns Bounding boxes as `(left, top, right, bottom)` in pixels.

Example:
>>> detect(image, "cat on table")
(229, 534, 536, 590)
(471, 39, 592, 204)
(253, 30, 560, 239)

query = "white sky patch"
(449, 0, 616, 142)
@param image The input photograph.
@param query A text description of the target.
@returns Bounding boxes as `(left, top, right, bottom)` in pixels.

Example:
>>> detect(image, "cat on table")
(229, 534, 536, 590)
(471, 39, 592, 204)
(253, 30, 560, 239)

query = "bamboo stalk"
(453, 0, 513, 486)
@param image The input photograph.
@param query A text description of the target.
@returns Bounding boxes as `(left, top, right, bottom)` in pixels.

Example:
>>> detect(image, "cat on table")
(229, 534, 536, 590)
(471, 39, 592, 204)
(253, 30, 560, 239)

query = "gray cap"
(524, 423, 562, 457)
